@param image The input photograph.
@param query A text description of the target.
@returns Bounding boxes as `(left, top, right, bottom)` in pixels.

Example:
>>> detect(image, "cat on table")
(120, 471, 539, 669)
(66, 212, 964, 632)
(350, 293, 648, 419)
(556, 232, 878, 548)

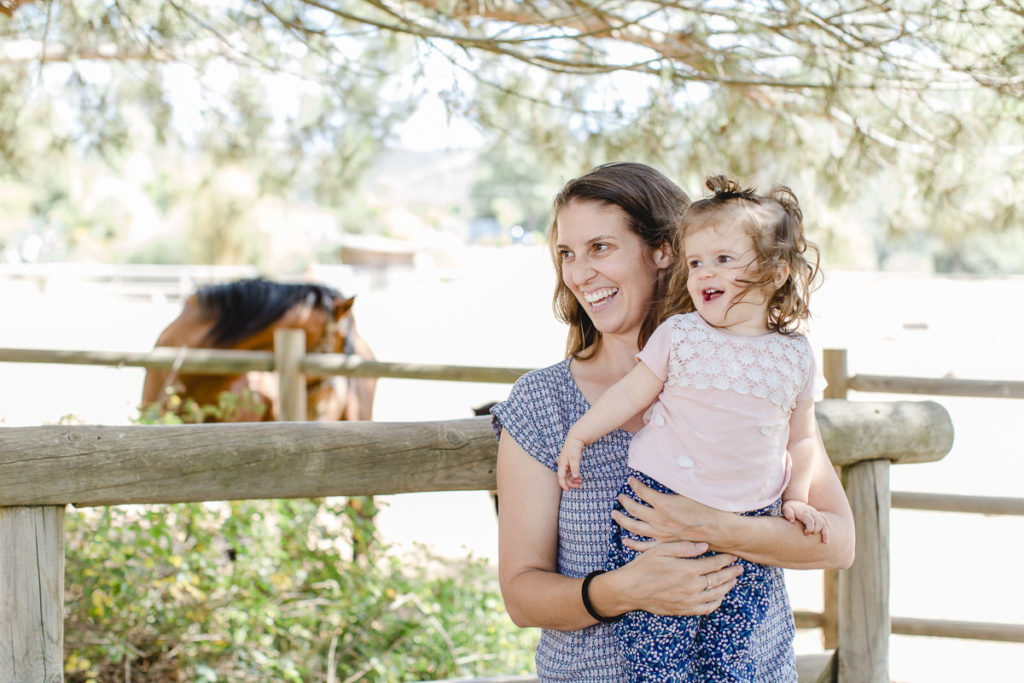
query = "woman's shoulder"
(514, 357, 573, 391)
(491, 357, 578, 468)
(492, 357, 574, 419)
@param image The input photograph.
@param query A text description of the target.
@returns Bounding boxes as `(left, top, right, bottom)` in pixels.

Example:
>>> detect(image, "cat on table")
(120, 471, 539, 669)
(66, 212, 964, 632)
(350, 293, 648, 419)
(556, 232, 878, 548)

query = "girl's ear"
(654, 241, 674, 269)
(774, 261, 791, 288)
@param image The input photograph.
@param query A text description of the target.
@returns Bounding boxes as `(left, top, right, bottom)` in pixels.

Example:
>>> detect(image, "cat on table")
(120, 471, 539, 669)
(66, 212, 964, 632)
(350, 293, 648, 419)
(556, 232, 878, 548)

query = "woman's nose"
(571, 259, 596, 284)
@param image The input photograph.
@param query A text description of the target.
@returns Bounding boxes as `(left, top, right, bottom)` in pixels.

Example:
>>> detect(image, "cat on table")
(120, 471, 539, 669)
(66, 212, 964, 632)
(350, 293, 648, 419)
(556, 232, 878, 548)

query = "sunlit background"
(2, 2, 1022, 681)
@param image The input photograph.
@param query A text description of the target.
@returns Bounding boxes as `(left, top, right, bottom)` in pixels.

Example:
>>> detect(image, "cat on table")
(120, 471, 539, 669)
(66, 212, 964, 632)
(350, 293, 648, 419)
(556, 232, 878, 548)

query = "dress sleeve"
(636, 319, 673, 382)
(798, 339, 828, 402)
(490, 367, 566, 472)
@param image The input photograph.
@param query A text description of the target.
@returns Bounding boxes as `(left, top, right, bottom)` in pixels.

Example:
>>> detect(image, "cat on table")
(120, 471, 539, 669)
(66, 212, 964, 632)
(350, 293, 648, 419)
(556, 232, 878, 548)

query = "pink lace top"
(630, 312, 824, 512)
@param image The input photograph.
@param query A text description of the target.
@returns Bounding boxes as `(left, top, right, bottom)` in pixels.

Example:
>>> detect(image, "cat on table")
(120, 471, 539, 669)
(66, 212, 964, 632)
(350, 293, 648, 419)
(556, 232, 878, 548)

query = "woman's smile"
(584, 287, 620, 308)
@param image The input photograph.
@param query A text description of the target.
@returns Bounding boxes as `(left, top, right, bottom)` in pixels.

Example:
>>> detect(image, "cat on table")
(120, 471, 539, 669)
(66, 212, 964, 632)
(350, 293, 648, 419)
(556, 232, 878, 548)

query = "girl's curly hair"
(660, 174, 822, 334)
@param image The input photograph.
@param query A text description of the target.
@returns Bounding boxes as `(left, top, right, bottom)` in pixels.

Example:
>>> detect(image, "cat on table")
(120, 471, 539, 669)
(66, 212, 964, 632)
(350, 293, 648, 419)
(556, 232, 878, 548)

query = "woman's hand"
(615, 458, 856, 570)
(596, 541, 743, 618)
(610, 476, 724, 546)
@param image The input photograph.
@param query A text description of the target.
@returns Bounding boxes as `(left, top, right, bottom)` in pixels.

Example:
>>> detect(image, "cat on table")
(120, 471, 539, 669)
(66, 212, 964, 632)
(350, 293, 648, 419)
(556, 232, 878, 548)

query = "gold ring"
(704, 575, 712, 592)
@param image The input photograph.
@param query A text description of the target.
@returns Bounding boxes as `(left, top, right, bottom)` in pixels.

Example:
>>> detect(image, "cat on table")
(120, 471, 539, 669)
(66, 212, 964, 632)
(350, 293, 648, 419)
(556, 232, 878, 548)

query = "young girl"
(557, 175, 827, 681)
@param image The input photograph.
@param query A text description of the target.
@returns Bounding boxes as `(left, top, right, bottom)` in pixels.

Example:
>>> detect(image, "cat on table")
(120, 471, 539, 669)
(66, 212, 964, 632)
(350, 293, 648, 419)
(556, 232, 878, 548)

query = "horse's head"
(311, 294, 356, 355)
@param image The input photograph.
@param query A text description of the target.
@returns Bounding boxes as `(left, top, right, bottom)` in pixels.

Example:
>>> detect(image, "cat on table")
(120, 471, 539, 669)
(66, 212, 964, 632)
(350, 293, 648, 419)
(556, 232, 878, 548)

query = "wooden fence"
(0, 337, 986, 682)
(816, 348, 1024, 653)
(1, 400, 952, 683)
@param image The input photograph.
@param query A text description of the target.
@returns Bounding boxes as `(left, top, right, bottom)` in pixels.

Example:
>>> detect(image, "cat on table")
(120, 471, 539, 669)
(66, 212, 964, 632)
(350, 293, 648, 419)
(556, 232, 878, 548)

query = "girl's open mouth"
(702, 288, 724, 303)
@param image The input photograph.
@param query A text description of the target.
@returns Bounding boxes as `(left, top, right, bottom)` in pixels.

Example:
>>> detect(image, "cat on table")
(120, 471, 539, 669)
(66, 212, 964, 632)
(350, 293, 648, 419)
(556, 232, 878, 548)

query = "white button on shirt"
(653, 414, 666, 427)
(676, 455, 694, 468)
(760, 424, 774, 436)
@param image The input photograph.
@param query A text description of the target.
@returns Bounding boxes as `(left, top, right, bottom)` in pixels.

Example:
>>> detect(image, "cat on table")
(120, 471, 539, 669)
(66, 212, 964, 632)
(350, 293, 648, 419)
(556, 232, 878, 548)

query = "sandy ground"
(2, 247, 1022, 682)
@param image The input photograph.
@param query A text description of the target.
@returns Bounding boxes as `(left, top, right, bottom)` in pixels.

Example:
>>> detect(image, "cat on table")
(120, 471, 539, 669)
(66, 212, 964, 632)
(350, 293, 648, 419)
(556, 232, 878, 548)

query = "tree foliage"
(2, 0, 1023, 269)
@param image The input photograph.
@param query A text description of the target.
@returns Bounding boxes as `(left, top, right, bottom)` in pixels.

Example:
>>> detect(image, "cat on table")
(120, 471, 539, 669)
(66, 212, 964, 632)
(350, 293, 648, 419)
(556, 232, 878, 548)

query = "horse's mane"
(197, 278, 344, 346)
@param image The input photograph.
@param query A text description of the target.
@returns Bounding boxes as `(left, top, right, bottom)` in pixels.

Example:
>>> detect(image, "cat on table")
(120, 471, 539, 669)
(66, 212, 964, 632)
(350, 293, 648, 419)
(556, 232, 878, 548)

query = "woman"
(492, 162, 854, 680)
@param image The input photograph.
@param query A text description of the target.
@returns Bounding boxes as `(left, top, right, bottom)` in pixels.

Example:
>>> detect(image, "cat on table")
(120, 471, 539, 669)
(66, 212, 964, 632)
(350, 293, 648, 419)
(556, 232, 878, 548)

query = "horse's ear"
(334, 296, 355, 321)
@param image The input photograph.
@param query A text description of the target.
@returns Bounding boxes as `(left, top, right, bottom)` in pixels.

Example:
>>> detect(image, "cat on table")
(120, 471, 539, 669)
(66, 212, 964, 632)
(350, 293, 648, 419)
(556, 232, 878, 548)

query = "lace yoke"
(664, 313, 812, 411)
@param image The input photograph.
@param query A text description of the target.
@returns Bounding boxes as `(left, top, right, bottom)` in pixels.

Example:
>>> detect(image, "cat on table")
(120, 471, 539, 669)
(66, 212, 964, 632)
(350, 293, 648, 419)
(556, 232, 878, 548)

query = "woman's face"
(555, 200, 672, 343)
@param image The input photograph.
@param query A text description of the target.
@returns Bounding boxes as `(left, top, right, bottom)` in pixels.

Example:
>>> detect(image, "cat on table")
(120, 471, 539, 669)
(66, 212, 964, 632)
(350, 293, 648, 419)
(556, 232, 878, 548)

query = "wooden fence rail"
(0, 346, 532, 384)
(817, 348, 1024, 653)
(0, 400, 953, 683)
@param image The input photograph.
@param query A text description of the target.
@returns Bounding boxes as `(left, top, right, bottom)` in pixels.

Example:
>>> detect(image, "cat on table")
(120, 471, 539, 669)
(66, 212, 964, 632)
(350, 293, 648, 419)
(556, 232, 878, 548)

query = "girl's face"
(555, 200, 672, 345)
(683, 221, 784, 336)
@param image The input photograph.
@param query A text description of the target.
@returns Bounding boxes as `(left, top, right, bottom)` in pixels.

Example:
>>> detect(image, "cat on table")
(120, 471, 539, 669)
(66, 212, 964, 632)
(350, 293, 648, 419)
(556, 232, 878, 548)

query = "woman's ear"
(774, 261, 791, 288)
(654, 241, 674, 269)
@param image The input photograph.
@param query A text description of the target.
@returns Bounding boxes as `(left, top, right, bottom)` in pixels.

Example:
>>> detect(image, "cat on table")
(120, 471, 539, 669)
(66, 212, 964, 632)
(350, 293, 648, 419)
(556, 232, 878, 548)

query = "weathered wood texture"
(0, 346, 532, 384)
(274, 329, 306, 422)
(0, 346, 275, 373)
(814, 399, 952, 466)
(796, 650, 837, 683)
(0, 401, 950, 507)
(891, 491, 1024, 516)
(822, 349, 849, 399)
(839, 460, 890, 683)
(0, 506, 65, 683)
(0, 419, 497, 507)
(849, 374, 1024, 399)
(820, 349, 847, 651)
(891, 616, 1024, 643)
(300, 354, 530, 383)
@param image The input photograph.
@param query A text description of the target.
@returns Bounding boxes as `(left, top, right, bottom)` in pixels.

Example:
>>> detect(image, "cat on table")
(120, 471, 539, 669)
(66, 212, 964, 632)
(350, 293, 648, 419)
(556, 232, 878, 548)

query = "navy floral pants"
(607, 469, 796, 682)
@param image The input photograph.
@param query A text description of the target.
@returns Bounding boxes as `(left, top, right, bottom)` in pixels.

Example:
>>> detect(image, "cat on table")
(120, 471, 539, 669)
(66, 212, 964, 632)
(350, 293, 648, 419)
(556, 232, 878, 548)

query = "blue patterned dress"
(492, 358, 797, 682)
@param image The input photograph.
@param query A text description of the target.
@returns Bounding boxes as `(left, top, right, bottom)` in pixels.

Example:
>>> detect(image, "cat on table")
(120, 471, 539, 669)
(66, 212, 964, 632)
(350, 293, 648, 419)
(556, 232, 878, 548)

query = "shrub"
(64, 498, 538, 681)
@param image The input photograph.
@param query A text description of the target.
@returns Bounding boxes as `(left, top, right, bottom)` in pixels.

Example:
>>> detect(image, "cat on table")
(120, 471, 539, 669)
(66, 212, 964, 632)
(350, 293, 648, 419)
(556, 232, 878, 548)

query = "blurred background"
(1, 2, 1022, 682)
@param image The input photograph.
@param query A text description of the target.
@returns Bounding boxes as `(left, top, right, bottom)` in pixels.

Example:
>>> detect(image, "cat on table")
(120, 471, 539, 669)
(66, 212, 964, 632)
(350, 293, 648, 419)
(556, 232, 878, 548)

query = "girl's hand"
(610, 476, 723, 545)
(611, 541, 743, 617)
(556, 439, 585, 491)
(782, 499, 831, 544)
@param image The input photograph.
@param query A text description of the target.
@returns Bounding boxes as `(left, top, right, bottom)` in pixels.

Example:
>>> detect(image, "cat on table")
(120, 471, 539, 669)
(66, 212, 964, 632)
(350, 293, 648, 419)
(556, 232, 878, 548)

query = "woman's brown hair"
(548, 162, 691, 358)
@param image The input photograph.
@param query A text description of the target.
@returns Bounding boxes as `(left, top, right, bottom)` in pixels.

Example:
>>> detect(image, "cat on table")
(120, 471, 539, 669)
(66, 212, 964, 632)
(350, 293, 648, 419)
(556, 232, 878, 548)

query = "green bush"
(64, 498, 538, 681)
(63, 396, 536, 680)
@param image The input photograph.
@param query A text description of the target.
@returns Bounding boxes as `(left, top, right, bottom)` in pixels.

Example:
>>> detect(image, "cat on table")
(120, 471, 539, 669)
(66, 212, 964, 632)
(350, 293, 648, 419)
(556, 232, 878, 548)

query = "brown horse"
(141, 278, 376, 422)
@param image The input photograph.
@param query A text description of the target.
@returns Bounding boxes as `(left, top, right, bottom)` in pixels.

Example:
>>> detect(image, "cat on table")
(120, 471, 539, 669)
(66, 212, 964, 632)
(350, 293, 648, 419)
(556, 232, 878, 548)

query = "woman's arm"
(497, 430, 744, 629)
(612, 423, 855, 570)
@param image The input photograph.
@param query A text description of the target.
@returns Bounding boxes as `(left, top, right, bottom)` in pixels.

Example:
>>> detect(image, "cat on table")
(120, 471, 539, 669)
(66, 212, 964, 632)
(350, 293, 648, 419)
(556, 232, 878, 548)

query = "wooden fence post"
(821, 348, 849, 650)
(275, 329, 307, 422)
(839, 460, 891, 683)
(0, 505, 65, 682)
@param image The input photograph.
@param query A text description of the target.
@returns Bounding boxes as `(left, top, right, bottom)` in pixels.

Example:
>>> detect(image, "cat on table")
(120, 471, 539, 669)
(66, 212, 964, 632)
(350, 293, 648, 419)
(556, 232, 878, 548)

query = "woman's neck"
(585, 330, 641, 382)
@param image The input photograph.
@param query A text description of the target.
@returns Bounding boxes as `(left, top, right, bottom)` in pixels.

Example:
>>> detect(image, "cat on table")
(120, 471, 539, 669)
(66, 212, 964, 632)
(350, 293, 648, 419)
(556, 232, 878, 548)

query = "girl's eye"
(687, 259, 701, 269)
(718, 254, 733, 264)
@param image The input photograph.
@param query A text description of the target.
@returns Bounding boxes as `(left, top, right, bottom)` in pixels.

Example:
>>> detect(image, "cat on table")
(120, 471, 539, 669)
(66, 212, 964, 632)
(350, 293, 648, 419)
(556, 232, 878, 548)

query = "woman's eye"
(593, 243, 609, 253)
(558, 249, 573, 261)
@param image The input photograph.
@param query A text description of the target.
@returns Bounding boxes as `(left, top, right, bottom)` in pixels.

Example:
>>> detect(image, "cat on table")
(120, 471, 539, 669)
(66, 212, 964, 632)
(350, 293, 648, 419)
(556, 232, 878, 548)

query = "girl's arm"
(781, 399, 831, 540)
(559, 361, 663, 489)
(783, 399, 818, 505)
(612, 422, 855, 570)
(497, 429, 744, 629)
(565, 361, 663, 447)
